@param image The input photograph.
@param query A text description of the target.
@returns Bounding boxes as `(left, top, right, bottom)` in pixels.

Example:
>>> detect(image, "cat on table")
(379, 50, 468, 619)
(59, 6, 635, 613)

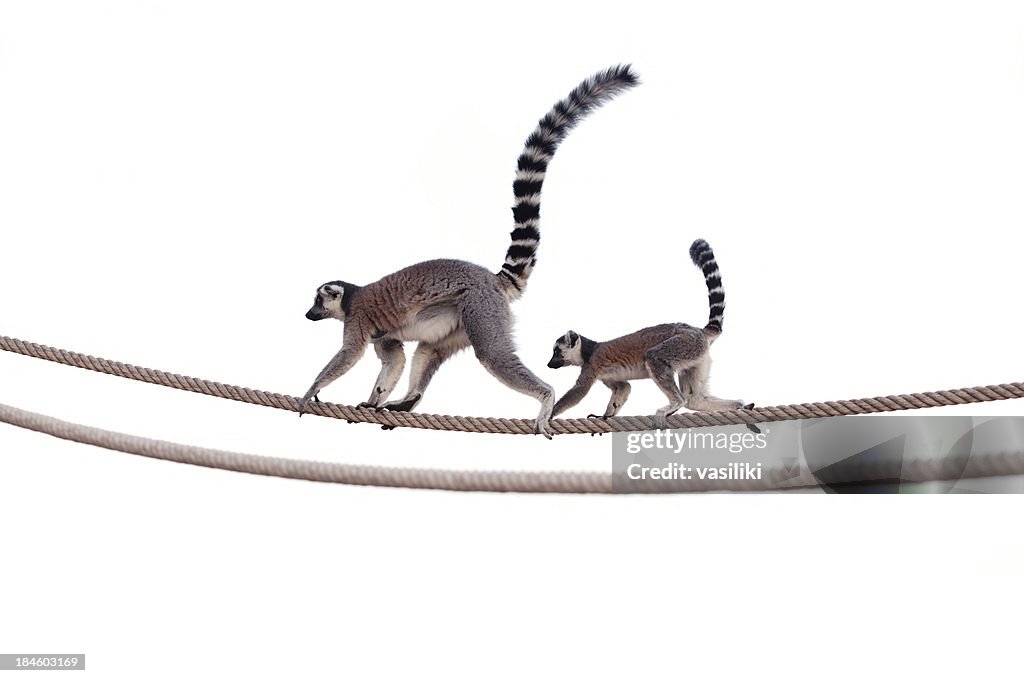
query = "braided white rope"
(4, 402, 1024, 493)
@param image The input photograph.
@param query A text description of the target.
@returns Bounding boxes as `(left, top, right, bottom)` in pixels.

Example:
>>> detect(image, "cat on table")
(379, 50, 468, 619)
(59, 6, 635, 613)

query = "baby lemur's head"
(306, 281, 359, 322)
(548, 330, 587, 369)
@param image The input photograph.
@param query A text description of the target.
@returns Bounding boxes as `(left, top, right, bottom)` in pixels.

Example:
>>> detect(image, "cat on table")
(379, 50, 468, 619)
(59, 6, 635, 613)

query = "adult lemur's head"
(306, 281, 359, 322)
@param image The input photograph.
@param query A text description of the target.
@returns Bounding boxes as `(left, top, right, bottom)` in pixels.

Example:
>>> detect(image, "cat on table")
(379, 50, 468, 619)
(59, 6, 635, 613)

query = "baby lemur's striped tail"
(689, 239, 725, 336)
(499, 64, 640, 297)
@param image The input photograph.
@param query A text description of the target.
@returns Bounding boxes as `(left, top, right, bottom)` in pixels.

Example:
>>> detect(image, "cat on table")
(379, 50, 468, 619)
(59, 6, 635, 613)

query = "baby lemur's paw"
(587, 414, 610, 435)
(743, 402, 755, 410)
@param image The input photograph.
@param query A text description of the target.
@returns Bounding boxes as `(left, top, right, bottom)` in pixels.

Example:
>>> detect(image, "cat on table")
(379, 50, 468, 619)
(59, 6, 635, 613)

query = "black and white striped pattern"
(689, 239, 725, 333)
(499, 64, 640, 294)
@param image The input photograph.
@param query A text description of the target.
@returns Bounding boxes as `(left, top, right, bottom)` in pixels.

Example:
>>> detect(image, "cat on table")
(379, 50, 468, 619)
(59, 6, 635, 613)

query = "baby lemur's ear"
(565, 331, 580, 347)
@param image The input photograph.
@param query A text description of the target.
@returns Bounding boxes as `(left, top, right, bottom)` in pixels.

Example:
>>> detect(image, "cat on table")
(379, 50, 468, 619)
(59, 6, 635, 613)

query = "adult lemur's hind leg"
(680, 355, 748, 411)
(379, 333, 470, 413)
(590, 381, 631, 418)
(461, 290, 554, 438)
(358, 339, 405, 408)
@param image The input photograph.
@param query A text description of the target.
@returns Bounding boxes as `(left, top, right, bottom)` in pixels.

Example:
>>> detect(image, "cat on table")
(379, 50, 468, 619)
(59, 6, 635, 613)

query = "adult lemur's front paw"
(534, 415, 554, 440)
(356, 401, 379, 410)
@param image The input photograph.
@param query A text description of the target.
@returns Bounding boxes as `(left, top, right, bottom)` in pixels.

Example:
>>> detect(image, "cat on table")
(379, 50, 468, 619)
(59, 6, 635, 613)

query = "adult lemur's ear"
(322, 283, 345, 298)
(565, 331, 580, 346)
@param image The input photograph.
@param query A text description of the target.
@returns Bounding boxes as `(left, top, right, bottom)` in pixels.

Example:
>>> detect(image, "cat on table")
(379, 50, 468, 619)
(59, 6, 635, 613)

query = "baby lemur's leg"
(359, 339, 405, 408)
(678, 360, 702, 405)
(553, 371, 597, 417)
(680, 355, 747, 412)
(461, 290, 554, 438)
(645, 334, 704, 429)
(380, 333, 470, 412)
(591, 381, 631, 418)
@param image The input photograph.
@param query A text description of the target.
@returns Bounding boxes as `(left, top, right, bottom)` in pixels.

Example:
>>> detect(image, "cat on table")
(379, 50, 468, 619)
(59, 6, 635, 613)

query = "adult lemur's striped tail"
(689, 239, 725, 336)
(498, 64, 640, 297)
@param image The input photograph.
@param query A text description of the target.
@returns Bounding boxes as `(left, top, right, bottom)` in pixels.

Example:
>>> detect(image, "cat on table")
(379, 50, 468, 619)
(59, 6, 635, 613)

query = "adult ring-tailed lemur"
(299, 65, 639, 437)
(546, 239, 753, 428)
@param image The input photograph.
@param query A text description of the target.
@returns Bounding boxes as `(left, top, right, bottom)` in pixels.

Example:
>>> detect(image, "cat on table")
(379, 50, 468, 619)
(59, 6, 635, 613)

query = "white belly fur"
(601, 365, 649, 382)
(391, 306, 461, 344)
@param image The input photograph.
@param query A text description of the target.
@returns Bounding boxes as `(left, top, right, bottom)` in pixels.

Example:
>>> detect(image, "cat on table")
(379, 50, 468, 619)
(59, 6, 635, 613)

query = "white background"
(2, 1, 1023, 680)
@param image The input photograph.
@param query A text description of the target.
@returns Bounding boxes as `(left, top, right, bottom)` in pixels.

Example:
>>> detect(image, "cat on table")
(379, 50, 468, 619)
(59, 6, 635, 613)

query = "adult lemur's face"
(306, 282, 347, 322)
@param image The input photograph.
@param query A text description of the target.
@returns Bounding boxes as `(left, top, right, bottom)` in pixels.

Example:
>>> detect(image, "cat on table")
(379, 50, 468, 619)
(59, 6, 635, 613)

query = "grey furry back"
(498, 64, 640, 297)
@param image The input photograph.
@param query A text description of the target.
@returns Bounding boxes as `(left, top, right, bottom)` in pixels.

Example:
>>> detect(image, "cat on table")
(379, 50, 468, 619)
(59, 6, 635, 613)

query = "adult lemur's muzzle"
(306, 305, 327, 321)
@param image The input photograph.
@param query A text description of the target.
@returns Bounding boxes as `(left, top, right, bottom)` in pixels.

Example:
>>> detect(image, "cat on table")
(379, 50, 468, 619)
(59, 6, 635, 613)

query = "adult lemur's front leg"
(358, 339, 405, 409)
(299, 327, 370, 416)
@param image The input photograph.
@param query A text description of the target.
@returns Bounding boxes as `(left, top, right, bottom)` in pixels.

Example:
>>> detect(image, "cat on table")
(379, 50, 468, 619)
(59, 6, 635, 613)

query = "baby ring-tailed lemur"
(299, 65, 639, 437)
(547, 239, 752, 428)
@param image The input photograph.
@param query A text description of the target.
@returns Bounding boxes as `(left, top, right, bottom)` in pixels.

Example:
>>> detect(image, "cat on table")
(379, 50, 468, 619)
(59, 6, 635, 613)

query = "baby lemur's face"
(547, 330, 585, 369)
(306, 281, 348, 322)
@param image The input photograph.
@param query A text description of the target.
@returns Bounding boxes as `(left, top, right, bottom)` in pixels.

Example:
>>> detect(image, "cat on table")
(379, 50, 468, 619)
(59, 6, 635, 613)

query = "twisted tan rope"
(3, 401, 1023, 493)
(4, 334, 1024, 492)
(3, 335, 1024, 435)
